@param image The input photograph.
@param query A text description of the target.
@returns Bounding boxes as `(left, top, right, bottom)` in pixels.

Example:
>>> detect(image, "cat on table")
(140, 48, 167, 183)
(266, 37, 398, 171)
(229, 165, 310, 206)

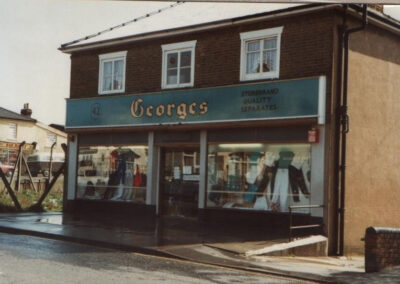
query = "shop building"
(59, 4, 400, 254)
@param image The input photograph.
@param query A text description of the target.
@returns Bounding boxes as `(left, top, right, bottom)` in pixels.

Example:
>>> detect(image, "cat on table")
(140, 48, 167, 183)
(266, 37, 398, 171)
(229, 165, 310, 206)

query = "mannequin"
(256, 150, 310, 212)
(226, 154, 241, 192)
(111, 155, 127, 200)
(244, 152, 263, 203)
(122, 162, 134, 201)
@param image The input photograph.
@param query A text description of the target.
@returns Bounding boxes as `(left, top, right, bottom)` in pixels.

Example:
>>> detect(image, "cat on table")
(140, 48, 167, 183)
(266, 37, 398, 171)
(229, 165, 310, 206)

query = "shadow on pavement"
(0, 212, 289, 250)
(332, 266, 400, 284)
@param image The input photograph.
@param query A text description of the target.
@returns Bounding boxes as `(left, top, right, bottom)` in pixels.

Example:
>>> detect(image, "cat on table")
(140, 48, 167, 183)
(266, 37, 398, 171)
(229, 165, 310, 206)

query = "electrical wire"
(61, 1, 184, 48)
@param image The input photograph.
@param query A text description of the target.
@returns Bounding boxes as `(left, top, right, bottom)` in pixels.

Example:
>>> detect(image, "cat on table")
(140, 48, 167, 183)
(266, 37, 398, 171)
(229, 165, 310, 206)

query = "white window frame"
(240, 27, 283, 81)
(98, 51, 127, 95)
(161, 40, 196, 89)
(7, 123, 17, 141)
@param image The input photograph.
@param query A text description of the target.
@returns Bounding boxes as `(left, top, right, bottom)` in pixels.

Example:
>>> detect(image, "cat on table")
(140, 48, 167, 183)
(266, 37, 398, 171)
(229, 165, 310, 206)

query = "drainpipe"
(336, 4, 367, 255)
(333, 5, 346, 256)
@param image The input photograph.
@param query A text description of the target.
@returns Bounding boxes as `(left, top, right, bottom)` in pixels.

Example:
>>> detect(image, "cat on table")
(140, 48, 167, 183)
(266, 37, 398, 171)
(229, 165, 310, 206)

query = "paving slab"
(0, 212, 399, 283)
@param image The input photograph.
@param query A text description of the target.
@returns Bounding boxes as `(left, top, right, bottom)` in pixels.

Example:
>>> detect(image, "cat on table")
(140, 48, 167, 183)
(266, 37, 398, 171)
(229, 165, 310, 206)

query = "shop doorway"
(159, 147, 200, 218)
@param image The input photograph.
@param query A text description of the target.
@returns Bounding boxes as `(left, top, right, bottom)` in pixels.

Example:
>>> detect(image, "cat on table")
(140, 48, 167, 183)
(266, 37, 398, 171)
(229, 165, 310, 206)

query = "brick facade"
(70, 11, 335, 100)
(67, 8, 338, 253)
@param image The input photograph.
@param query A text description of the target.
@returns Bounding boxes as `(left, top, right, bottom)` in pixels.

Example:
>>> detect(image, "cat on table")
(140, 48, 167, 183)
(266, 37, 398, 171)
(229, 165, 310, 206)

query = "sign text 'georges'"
(130, 98, 208, 120)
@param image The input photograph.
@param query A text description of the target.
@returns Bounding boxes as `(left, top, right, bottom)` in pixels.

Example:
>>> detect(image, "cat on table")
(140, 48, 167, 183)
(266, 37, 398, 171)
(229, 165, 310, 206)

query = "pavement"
(0, 212, 398, 284)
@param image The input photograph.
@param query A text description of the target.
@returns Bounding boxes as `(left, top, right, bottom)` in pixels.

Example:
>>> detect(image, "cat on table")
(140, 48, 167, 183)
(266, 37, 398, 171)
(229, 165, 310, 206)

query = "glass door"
(160, 147, 200, 218)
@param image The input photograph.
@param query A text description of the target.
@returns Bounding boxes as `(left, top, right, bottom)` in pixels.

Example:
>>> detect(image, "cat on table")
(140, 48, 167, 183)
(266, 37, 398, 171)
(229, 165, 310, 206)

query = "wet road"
(0, 232, 312, 284)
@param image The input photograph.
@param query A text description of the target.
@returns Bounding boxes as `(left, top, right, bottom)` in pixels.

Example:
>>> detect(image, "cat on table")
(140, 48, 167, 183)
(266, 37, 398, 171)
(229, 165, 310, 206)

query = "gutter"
(347, 4, 400, 36)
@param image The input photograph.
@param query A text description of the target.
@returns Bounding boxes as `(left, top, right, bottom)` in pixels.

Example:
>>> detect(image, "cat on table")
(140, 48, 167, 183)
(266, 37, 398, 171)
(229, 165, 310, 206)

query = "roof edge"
(59, 4, 336, 54)
(348, 4, 400, 36)
(0, 107, 37, 123)
(0, 117, 37, 123)
(60, 4, 400, 55)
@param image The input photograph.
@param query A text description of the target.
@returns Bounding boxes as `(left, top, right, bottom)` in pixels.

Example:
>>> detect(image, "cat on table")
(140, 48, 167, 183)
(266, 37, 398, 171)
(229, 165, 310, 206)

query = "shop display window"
(77, 145, 148, 203)
(207, 143, 311, 212)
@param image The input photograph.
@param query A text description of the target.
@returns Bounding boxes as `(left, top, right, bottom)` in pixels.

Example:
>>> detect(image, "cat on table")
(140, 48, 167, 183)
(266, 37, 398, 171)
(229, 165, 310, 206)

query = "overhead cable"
(61, 1, 184, 48)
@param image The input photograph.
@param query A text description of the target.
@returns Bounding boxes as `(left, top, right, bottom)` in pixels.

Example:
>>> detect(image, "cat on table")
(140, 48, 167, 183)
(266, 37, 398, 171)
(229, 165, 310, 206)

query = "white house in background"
(0, 104, 67, 174)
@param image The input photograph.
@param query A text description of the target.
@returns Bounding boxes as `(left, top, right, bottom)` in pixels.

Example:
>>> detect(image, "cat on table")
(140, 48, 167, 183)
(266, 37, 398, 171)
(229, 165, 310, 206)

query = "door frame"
(155, 130, 207, 217)
(157, 145, 201, 217)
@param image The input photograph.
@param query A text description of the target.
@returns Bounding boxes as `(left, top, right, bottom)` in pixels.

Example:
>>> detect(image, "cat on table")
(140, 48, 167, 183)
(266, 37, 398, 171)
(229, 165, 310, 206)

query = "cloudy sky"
(1, 0, 399, 125)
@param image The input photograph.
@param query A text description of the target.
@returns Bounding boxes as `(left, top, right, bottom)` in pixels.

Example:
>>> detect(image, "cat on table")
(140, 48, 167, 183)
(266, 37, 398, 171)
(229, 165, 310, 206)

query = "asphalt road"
(0, 232, 312, 284)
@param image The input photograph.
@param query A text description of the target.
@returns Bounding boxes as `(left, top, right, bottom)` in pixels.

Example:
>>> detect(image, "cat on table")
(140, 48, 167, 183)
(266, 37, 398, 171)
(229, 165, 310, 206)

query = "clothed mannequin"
(122, 163, 134, 201)
(111, 157, 126, 200)
(244, 152, 263, 203)
(256, 151, 310, 212)
(226, 154, 241, 192)
(270, 151, 293, 211)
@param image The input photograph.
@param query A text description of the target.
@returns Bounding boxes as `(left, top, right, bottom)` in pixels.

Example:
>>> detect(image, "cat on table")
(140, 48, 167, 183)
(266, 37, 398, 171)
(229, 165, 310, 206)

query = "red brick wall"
(365, 227, 400, 272)
(69, 11, 335, 99)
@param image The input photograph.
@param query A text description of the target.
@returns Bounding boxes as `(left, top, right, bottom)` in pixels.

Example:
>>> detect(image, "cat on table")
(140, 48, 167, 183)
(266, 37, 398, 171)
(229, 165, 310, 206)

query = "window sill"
(240, 73, 279, 82)
(162, 83, 194, 90)
(98, 89, 125, 95)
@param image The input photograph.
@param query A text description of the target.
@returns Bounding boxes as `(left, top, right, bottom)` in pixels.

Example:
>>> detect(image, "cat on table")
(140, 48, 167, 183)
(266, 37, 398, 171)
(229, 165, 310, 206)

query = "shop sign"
(66, 76, 325, 129)
(0, 142, 34, 150)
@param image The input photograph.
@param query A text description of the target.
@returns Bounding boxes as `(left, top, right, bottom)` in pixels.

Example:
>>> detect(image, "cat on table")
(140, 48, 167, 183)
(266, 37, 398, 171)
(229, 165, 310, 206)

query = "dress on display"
(111, 157, 127, 200)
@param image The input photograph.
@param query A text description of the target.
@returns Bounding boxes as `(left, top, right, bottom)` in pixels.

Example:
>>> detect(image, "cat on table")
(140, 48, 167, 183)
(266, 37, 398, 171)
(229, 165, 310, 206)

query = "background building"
(0, 104, 67, 174)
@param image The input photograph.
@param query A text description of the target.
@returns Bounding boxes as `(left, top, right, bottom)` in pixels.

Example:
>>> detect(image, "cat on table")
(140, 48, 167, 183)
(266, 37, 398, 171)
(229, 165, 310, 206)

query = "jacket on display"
(256, 161, 310, 202)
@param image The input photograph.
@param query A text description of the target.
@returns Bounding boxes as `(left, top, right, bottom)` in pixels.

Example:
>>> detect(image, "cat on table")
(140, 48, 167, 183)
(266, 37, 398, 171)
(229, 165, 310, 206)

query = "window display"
(77, 145, 147, 203)
(207, 143, 311, 212)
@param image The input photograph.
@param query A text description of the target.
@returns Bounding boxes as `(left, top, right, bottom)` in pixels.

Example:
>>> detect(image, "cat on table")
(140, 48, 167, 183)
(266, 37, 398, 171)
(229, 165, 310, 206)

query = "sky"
(0, 0, 399, 125)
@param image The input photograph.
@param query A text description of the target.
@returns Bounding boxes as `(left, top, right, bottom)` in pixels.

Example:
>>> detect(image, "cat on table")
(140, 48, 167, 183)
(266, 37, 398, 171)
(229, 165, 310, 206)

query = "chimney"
(20, 103, 32, 118)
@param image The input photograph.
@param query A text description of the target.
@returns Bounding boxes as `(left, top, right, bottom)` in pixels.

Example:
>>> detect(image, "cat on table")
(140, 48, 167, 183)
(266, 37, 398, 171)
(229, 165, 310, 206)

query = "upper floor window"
(240, 27, 283, 81)
(161, 40, 196, 89)
(98, 51, 127, 95)
(7, 123, 17, 141)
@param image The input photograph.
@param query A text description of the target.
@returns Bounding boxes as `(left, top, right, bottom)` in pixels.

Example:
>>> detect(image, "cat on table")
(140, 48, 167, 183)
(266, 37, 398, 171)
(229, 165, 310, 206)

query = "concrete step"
(245, 235, 328, 257)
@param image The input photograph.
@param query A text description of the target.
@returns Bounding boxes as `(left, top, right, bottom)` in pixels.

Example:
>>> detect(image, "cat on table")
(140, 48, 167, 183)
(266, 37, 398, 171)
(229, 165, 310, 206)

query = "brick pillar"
(365, 227, 378, 272)
(365, 227, 400, 273)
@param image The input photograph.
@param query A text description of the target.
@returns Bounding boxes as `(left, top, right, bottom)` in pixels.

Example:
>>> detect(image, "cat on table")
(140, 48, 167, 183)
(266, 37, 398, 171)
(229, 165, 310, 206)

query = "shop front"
(65, 76, 326, 226)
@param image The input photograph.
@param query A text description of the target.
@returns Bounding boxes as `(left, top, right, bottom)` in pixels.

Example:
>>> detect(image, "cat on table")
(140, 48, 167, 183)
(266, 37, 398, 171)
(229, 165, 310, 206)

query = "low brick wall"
(365, 227, 400, 272)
